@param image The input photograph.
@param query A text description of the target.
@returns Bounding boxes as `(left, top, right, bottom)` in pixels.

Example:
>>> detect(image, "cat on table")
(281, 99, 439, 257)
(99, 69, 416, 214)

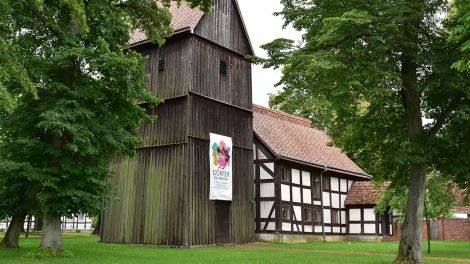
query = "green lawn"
(0, 233, 469, 264)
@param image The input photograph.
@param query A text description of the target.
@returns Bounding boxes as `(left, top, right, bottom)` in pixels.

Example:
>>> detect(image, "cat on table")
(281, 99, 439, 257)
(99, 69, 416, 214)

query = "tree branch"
(426, 93, 466, 138)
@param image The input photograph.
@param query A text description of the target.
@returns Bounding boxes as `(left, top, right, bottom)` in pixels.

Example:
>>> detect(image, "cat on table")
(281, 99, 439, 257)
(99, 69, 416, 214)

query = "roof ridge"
(253, 104, 312, 127)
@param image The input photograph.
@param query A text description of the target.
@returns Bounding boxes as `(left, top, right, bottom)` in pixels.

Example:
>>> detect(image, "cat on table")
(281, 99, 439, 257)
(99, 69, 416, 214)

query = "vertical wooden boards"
(138, 97, 187, 147)
(102, 145, 187, 245)
(191, 36, 252, 110)
(134, 35, 193, 100)
(188, 95, 252, 148)
(188, 138, 254, 245)
(194, 0, 252, 55)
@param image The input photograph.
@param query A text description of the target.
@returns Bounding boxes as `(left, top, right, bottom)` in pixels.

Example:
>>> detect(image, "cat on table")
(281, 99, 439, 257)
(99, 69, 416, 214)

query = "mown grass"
(0, 232, 468, 264)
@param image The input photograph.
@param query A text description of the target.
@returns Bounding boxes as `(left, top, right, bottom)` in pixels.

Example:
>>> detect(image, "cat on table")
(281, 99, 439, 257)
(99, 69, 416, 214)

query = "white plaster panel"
(303, 188, 312, 204)
(258, 149, 267, 159)
(260, 222, 276, 231)
(292, 169, 301, 184)
(324, 226, 331, 232)
(333, 227, 340, 233)
(349, 209, 361, 221)
(331, 193, 340, 208)
(331, 177, 339, 191)
(364, 224, 376, 234)
(304, 225, 313, 233)
(281, 184, 290, 201)
(292, 186, 301, 203)
(302, 171, 311, 186)
(260, 201, 275, 218)
(364, 208, 376, 221)
(390, 225, 393, 235)
(260, 183, 275, 197)
(314, 226, 322, 233)
(322, 192, 330, 206)
(341, 227, 346, 233)
(340, 179, 347, 192)
(293, 206, 302, 221)
(313, 200, 321, 206)
(260, 167, 273, 180)
(340, 195, 346, 208)
(323, 209, 331, 223)
(349, 224, 361, 234)
(348, 180, 353, 190)
(282, 223, 292, 231)
(379, 224, 382, 234)
(341, 211, 346, 224)
(265, 162, 274, 173)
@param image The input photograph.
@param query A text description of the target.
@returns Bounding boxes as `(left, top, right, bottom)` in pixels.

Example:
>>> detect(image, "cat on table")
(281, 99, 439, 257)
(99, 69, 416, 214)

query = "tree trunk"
(0, 213, 26, 248)
(40, 214, 63, 253)
(396, 163, 427, 264)
(395, 0, 426, 262)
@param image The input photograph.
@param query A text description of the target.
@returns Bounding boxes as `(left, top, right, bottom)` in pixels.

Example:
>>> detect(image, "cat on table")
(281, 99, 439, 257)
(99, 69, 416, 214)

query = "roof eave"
(278, 155, 372, 180)
(128, 26, 192, 48)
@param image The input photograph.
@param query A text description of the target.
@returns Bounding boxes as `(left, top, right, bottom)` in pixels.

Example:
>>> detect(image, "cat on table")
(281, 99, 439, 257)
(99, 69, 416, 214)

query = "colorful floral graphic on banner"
(209, 133, 233, 201)
(212, 140, 231, 170)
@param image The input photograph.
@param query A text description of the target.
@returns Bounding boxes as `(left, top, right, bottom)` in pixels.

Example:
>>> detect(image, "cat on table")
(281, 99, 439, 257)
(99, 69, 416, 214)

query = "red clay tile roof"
(253, 105, 369, 178)
(344, 181, 390, 206)
(130, 1, 204, 45)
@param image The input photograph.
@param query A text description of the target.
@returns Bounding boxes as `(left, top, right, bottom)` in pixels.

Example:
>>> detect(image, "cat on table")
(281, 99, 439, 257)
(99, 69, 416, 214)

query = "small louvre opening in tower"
(219, 60, 227, 75)
(158, 59, 165, 72)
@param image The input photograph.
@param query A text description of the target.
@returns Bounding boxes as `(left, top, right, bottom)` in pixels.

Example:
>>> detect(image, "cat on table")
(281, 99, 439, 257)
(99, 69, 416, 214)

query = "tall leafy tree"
(0, 0, 211, 254)
(257, 0, 469, 263)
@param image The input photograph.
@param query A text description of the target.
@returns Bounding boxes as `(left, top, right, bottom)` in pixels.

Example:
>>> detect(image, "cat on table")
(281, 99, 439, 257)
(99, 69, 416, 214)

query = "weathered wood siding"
(135, 35, 193, 100)
(191, 36, 252, 109)
(138, 97, 187, 147)
(103, 1, 254, 246)
(189, 95, 252, 147)
(102, 145, 188, 245)
(194, 0, 252, 55)
(188, 137, 254, 245)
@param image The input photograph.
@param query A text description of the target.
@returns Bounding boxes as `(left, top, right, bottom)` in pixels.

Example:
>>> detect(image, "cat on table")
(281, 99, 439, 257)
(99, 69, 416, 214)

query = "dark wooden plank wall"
(187, 95, 254, 244)
(135, 35, 193, 100)
(188, 137, 254, 245)
(102, 145, 187, 245)
(191, 36, 252, 110)
(138, 97, 187, 147)
(194, 0, 252, 55)
(189, 95, 252, 148)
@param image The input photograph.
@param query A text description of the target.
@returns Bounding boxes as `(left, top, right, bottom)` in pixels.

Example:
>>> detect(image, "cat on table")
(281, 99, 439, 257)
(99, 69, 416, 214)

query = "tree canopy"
(258, 0, 469, 263)
(0, 0, 212, 254)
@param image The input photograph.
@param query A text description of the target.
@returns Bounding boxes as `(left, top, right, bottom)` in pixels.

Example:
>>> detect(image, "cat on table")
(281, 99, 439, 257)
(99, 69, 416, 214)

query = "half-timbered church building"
(253, 105, 392, 242)
(101, 0, 393, 247)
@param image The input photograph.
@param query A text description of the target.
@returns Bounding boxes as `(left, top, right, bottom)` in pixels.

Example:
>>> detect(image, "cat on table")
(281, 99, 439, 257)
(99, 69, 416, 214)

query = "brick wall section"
(382, 218, 470, 242)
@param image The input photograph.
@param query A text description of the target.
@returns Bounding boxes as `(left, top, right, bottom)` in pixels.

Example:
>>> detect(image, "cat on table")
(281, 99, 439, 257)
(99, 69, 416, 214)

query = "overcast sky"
(237, 0, 302, 107)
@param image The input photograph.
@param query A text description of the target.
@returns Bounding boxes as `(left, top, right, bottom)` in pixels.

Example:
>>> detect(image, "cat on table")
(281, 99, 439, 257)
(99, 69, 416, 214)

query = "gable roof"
(253, 105, 370, 179)
(130, 0, 254, 54)
(130, 2, 204, 46)
(344, 181, 390, 206)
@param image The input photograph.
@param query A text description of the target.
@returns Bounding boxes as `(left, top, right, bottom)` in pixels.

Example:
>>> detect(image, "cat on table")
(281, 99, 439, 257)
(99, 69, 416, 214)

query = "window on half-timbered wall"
(313, 207, 322, 224)
(312, 176, 321, 199)
(281, 167, 291, 183)
(323, 176, 330, 190)
(331, 209, 340, 224)
(282, 206, 291, 221)
(303, 208, 312, 221)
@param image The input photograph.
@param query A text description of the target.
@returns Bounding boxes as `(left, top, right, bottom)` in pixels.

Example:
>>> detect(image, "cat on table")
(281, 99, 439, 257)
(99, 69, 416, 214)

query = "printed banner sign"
(209, 133, 233, 201)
